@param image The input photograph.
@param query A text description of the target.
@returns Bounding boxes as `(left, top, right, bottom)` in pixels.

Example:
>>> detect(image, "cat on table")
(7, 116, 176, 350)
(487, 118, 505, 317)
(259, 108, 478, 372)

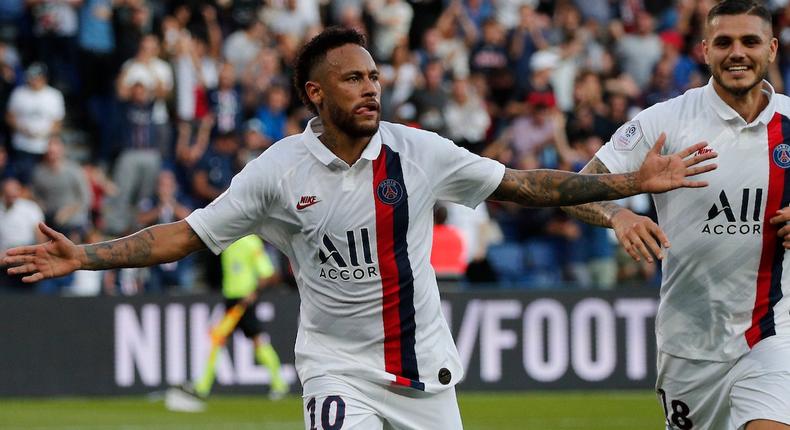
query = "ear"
(306, 81, 322, 109)
(769, 37, 779, 64)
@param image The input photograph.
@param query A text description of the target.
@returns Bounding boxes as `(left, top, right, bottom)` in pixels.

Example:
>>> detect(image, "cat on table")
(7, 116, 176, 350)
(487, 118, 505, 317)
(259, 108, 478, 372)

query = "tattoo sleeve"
(489, 157, 631, 227)
(80, 221, 206, 270)
(560, 158, 625, 227)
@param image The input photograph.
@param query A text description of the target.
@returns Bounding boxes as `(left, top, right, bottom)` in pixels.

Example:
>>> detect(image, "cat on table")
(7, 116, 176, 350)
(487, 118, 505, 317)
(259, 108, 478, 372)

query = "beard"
(710, 64, 766, 97)
(325, 99, 380, 138)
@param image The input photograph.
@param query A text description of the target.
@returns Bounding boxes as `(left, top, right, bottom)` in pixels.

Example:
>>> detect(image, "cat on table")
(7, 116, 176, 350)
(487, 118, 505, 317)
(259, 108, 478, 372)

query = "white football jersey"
(186, 119, 505, 392)
(597, 79, 790, 361)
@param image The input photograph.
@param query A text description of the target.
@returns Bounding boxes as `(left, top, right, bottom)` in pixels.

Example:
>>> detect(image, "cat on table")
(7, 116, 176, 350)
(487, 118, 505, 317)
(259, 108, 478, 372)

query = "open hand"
(2, 223, 83, 283)
(637, 133, 717, 193)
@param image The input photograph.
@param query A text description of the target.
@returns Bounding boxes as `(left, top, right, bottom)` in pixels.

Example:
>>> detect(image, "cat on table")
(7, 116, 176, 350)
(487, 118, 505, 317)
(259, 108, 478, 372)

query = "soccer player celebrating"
(3, 28, 715, 429)
(564, 1, 790, 429)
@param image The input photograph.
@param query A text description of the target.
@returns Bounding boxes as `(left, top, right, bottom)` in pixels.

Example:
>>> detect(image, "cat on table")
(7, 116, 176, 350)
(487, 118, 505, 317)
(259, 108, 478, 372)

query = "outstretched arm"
(488, 134, 716, 207)
(3, 220, 206, 282)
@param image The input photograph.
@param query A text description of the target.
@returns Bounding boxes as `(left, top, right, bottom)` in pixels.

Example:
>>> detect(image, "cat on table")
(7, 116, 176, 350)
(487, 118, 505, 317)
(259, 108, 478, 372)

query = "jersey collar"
(303, 117, 383, 167)
(704, 78, 776, 126)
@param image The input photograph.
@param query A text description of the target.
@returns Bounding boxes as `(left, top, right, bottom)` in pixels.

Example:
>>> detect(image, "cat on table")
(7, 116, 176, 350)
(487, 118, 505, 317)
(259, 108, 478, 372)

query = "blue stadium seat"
(486, 242, 526, 286)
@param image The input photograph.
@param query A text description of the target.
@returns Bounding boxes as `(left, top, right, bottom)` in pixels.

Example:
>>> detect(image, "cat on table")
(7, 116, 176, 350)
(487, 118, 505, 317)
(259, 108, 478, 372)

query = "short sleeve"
(185, 157, 277, 254)
(424, 135, 505, 208)
(595, 106, 663, 174)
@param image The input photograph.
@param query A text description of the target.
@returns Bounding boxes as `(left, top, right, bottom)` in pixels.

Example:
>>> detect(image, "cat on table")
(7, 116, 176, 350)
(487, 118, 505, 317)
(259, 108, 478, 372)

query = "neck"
(712, 80, 768, 123)
(314, 118, 372, 166)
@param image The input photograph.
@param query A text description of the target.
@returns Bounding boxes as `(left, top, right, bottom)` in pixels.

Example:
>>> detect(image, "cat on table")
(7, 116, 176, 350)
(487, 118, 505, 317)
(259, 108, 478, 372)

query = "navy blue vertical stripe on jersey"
(382, 144, 422, 389)
(759, 115, 790, 339)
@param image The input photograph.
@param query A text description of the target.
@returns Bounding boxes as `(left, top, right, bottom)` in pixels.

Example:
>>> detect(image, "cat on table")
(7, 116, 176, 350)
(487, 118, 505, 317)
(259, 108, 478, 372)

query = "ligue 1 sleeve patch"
(613, 121, 643, 151)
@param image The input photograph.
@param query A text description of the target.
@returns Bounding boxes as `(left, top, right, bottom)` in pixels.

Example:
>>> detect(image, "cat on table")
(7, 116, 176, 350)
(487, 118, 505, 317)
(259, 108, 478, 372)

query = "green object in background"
(0, 391, 663, 430)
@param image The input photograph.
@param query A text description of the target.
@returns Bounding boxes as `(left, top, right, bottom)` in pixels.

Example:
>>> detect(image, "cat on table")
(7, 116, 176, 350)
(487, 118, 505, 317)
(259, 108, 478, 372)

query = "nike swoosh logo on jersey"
(296, 197, 321, 210)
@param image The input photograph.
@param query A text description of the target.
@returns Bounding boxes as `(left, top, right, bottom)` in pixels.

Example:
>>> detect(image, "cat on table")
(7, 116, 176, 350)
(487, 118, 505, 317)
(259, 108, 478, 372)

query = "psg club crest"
(774, 144, 790, 169)
(377, 178, 404, 205)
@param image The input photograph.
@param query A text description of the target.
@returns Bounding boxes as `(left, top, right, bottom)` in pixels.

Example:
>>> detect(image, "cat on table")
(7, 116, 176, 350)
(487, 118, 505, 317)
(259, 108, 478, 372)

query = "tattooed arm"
(2, 220, 206, 282)
(489, 134, 715, 208)
(559, 157, 626, 227)
(559, 157, 672, 263)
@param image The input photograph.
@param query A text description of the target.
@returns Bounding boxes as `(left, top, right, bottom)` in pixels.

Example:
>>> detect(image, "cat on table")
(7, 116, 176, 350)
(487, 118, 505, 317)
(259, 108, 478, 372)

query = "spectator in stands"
(0, 41, 19, 149)
(191, 130, 240, 203)
(222, 19, 266, 80)
(379, 43, 419, 121)
(240, 118, 271, 163)
(29, 0, 80, 95)
(240, 47, 287, 112)
(613, 11, 662, 88)
(104, 81, 161, 235)
(31, 136, 91, 236)
(418, 5, 475, 79)
(469, 17, 508, 77)
(261, 0, 320, 44)
(404, 59, 449, 134)
(112, 0, 151, 66)
(137, 169, 194, 293)
(79, 0, 117, 162)
(208, 62, 242, 135)
(116, 34, 173, 163)
(443, 76, 490, 154)
(0, 177, 44, 292)
(507, 4, 549, 92)
(6, 63, 65, 184)
(255, 85, 290, 144)
(367, 0, 414, 61)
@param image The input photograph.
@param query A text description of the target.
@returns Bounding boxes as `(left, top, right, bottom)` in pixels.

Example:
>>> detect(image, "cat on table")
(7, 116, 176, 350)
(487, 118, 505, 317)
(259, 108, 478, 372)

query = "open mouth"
(724, 64, 751, 75)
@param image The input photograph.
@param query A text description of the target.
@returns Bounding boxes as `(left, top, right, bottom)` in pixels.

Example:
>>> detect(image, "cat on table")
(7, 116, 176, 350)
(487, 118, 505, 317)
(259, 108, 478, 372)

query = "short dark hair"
(706, 0, 772, 28)
(293, 26, 367, 114)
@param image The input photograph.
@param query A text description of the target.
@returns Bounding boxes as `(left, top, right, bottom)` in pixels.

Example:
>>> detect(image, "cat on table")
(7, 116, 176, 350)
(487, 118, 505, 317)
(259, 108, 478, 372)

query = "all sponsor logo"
(701, 189, 763, 235)
(773, 144, 790, 169)
(318, 229, 379, 281)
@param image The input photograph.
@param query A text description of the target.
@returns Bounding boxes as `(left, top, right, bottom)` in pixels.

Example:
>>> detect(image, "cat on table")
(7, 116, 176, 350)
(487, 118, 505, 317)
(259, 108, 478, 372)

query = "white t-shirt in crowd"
(596, 79, 790, 362)
(120, 58, 174, 124)
(7, 85, 65, 154)
(0, 198, 44, 251)
(187, 119, 505, 392)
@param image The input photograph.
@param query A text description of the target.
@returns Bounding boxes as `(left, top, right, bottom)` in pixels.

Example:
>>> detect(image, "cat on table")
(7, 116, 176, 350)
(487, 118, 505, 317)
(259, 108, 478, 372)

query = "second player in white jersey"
(596, 78, 790, 362)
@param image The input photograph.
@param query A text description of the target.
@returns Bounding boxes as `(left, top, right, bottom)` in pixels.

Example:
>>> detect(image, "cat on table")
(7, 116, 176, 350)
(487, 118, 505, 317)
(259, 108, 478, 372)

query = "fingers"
(683, 151, 718, 167)
(616, 217, 668, 263)
(685, 163, 717, 177)
(22, 272, 44, 283)
(3, 254, 37, 266)
(769, 209, 790, 225)
(680, 180, 709, 188)
(4, 245, 41, 256)
(6, 262, 38, 276)
(649, 132, 666, 154)
(39, 222, 63, 241)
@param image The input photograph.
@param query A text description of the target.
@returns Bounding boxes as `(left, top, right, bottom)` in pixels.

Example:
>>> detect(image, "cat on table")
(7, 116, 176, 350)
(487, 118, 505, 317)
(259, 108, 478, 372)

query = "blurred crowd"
(1, 0, 788, 295)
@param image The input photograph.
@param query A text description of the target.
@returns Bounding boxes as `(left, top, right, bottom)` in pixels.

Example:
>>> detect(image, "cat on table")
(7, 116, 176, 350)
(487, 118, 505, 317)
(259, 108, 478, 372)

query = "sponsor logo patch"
(613, 121, 643, 151)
